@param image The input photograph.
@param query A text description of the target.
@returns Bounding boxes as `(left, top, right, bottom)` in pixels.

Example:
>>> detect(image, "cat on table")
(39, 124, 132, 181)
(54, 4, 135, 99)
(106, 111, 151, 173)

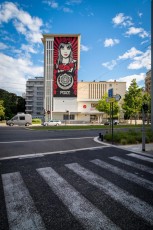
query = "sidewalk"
(117, 143, 153, 156)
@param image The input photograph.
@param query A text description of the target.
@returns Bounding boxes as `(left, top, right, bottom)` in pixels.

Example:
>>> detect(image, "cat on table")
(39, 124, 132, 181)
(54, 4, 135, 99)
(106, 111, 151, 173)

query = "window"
(19, 116, 25, 120)
(63, 114, 75, 120)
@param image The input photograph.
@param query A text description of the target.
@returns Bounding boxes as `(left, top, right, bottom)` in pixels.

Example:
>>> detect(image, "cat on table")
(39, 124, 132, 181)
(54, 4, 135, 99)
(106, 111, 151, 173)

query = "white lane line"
(0, 137, 94, 144)
(2, 172, 45, 230)
(110, 156, 153, 175)
(91, 159, 153, 191)
(128, 153, 153, 163)
(37, 167, 120, 230)
(0, 146, 108, 161)
(66, 163, 153, 226)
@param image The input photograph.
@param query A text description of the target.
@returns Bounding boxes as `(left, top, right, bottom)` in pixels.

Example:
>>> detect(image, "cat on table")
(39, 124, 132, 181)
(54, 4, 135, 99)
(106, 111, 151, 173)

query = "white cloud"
(118, 47, 142, 60)
(0, 2, 43, 43)
(128, 48, 151, 70)
(42, 0, 58, 8)
(21, 44, 37, 54)
(125, 26, 149, 38)
(104, 38, 120, 47)
(0, 42, 8, 50)
(138, 11, 143, 18)
(112, 13, 133, 27)
(81, 44, 90, 52)
(0, 53, 43, 95)
(66, 0, 82, 5)
(102, 60, 117, 70)
(108, 73, 145, 90)
(63, 7, 73, 13)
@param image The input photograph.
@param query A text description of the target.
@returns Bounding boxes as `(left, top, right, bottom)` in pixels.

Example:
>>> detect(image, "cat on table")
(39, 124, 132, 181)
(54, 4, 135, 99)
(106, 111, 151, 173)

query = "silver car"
(43, 120, 62, 126)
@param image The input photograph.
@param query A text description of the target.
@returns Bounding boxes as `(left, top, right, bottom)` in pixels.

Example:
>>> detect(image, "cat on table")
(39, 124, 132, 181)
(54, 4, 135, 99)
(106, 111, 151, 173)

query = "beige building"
(145, 70, 151, 94)
(53, 80, 126, 123)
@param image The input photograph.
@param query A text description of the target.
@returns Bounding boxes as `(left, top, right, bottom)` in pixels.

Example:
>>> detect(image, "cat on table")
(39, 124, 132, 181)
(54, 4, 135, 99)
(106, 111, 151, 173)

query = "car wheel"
(44, 123, 48, 126)
(25, 123, 30, 126)
(9, 123, 14, 126)
(56, 123, 59, 126)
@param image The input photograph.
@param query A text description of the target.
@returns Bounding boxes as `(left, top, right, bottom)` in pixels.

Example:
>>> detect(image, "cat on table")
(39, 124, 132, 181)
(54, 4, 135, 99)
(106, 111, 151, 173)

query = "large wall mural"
(53, 37, 78, 97)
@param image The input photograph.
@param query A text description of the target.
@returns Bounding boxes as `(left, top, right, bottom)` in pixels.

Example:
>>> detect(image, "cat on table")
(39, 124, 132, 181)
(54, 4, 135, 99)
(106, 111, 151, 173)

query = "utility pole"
(151, 0, 153, 132)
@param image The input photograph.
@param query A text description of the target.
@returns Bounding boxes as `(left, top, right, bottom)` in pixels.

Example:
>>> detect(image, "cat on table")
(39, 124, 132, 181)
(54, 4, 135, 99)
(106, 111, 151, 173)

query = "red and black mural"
(53, 37, 78, 97)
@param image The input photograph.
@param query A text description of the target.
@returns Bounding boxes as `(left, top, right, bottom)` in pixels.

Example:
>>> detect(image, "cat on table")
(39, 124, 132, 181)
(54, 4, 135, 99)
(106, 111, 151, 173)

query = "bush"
(32, 118, 42, 124)
(104, 128, 153, 145)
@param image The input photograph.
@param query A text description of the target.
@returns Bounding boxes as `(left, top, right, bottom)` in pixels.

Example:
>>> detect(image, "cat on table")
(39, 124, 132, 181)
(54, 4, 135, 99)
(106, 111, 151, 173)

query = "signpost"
(106, 90, 121, 144)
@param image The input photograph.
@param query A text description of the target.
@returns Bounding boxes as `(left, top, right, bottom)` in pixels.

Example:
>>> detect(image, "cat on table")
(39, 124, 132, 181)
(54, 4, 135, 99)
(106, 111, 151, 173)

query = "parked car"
(104, 120, 119, 125)
(43, 120, 62, 126)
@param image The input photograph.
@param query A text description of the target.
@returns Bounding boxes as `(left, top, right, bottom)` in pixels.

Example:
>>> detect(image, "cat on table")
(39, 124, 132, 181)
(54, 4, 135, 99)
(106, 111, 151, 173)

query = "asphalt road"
(0, 126, 153, 229)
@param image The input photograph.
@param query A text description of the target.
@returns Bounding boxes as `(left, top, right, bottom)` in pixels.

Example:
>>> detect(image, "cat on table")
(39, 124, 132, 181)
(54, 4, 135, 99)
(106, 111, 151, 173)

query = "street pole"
(112, 102, 114, 144)
(151, 0, 153, 132)
(142, 107, 146, 151)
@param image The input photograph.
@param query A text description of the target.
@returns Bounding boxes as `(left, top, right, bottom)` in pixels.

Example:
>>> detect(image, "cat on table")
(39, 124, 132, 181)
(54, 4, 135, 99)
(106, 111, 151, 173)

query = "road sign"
(108, 88, 113, 98)
(114, 94, 121, 101)
(106, 97, 116, 103)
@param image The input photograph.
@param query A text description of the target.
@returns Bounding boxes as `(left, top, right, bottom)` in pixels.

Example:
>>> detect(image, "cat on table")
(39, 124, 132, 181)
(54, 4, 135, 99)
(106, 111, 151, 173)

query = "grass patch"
(104, 128, 153, 144)
(30, 124, 146, 131)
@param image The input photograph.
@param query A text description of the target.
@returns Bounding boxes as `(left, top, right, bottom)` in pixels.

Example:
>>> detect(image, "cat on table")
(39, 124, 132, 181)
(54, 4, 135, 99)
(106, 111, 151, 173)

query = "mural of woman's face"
(60, 44, 71, 58)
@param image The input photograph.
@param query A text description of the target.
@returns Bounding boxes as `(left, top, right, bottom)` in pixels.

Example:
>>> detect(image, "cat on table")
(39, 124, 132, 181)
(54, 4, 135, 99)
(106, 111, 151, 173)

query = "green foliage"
(96, 93, 119, 116)
(0, 89, 25, 119)
(122, 79, 143, 121)
(32, 118, 42, 124)
(0, 100, 5, 119)
(104, 128, 153, 144)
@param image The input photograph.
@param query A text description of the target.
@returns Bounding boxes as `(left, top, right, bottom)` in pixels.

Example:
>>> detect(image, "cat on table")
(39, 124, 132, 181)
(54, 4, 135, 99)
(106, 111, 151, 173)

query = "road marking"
(66, 163, 153, 225)
(110, 156, 153, 175)
(0, 136, 95, 144)
(128, 153, 153, 163)
(2, 172, 45, 230)
(91, 159, 153, 191)
(37, 167, 120, 230)
(0, 146, 108, 161)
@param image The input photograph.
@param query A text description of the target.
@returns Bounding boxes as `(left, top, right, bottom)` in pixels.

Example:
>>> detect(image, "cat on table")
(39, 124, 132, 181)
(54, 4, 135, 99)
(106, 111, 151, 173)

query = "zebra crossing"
(1, 152, 153, 230)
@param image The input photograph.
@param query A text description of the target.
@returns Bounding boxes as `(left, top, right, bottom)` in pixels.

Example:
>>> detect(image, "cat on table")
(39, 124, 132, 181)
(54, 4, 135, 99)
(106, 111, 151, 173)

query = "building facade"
(25, 77, 126, 122)
(145, 70, 151, 94)
(41, 33, 126, 123)
(25, 77, 44, 119)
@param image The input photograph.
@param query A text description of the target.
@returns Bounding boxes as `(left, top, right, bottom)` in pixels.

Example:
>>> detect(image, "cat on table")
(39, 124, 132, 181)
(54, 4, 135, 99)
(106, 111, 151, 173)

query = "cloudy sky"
(0, 0, 151, 96)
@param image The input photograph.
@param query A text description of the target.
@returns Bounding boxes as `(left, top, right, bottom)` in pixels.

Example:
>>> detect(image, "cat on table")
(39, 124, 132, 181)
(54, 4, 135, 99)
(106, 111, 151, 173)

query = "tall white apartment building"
(25, 77, 44, 119)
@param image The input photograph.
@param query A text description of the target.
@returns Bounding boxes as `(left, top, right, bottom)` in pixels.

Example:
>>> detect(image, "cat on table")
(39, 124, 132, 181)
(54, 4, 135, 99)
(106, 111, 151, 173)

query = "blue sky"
(0, 0, 151, 96)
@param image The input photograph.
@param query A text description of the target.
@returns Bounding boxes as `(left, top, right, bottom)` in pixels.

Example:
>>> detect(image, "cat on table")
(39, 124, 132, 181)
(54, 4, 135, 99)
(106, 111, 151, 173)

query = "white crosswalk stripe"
(2, 172, 45, 230)
(128, 153, 153, 163)
(37, 167, 120, 230)
(91, 158, 153, 191)
(110, 156, 153, 175)
(66, 162, 153, 225)
(1, 153, 153, 229)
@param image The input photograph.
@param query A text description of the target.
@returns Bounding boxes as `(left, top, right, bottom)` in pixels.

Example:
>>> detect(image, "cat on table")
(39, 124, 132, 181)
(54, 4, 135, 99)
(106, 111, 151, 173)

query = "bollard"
(101, 135, 103, 141)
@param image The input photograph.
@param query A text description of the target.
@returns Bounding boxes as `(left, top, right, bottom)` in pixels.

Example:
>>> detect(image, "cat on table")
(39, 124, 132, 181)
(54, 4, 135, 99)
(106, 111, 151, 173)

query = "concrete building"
(145, 70, 151, 94)
(25, 77, 126, 122)
(25, 77, 44, 119)
(44, 79, 126, 123)
(41, 33, 126, 123)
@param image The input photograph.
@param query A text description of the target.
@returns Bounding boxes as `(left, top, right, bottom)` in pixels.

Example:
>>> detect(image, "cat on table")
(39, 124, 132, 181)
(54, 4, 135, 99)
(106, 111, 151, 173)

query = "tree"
(96, 93, 119, 119)
(122, 79, 142, 124)
(0, 89, 25, 119)
(0, 100, 5, 120)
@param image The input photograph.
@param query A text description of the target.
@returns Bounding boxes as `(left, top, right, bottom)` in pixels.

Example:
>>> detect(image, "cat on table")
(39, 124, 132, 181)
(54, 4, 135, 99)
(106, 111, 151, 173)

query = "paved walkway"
(117, 143, 153, 156)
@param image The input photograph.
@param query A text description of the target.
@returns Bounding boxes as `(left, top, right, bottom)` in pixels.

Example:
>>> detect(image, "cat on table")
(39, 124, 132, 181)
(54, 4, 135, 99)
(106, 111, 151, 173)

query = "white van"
(6, 113, 32, 126)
